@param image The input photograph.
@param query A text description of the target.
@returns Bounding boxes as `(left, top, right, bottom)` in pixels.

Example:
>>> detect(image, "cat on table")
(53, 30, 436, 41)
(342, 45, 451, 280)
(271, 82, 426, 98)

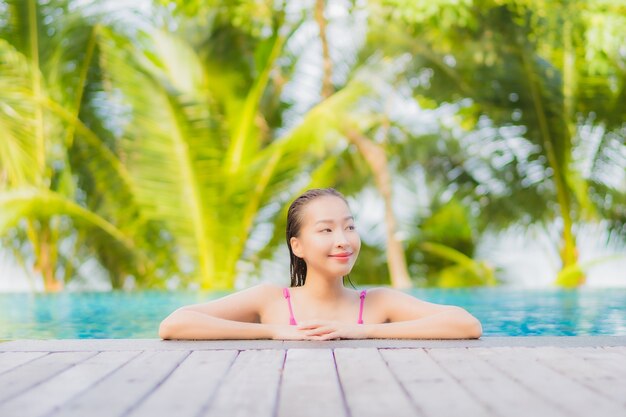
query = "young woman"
(159, 188, 482, 340)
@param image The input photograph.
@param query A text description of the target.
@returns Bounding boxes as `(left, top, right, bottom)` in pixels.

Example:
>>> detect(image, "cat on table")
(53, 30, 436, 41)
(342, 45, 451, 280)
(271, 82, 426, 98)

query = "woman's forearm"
(159, 309, 274, 340)
(364, 307, 482, 340)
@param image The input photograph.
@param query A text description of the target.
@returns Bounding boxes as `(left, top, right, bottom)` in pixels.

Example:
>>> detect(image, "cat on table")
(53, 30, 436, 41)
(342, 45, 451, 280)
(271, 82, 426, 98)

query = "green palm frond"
(420, 241, 497, 287)
(0, 38, 40, 187)
(96, 22, 370, 288)
(98, 26, 220, 282)
(0, 187, 134, 252)
(224, 31, 286, 176)
(98, 26, 282, 287)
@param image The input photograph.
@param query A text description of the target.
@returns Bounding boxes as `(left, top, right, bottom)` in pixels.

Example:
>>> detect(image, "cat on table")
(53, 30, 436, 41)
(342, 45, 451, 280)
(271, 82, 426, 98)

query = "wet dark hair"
(286, 188, 356, 288)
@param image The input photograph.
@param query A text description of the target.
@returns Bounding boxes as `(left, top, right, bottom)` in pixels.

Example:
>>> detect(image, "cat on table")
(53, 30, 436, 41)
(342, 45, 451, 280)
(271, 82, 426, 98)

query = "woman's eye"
(321, 228, 332, 232)
(347, 225, 355, 230)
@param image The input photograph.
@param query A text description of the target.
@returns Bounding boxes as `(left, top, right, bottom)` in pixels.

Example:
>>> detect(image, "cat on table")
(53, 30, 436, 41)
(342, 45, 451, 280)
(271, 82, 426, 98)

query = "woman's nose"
(334, 231, 349, 246)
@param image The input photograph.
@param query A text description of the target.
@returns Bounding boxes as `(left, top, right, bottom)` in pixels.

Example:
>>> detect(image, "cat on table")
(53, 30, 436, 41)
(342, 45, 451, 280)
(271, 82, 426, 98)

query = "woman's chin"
(334, 264, 355, 276)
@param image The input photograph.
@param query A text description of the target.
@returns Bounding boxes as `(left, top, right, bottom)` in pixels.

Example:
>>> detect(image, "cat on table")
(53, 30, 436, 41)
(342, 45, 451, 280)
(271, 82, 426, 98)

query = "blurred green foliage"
(0, 0, 624, 291)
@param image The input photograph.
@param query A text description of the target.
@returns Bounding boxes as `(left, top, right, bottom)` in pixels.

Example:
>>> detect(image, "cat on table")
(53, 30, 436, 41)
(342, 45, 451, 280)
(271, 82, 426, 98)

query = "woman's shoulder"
(361, 286, 419, 303)
(362, 286, 393, 297)
(354, 286, 390, 303)
(365, 286, 415, 293)
(247, 282, 288, 296)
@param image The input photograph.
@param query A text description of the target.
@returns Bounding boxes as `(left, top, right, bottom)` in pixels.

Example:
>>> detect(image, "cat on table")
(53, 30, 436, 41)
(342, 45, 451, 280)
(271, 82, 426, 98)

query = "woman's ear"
(290, 236, 303, 258)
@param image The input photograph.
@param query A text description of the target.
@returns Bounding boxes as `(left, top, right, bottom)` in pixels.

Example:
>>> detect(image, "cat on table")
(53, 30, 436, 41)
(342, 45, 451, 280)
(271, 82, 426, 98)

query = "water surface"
(1, 287, 625, 339)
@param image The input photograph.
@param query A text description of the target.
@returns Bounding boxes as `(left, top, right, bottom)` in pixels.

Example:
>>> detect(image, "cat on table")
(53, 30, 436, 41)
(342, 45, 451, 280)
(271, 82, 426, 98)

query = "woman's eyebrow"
(314, 216, 354, 225)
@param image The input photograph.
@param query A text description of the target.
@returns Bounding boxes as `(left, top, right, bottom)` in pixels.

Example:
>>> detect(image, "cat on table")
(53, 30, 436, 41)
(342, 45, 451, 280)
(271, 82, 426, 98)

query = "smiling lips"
(329, 252, 352, 260)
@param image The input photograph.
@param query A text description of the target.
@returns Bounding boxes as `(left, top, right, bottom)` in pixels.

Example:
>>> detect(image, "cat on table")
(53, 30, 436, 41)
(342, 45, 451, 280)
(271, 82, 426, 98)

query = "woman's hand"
(269, 324, 317, 340)
(296, 320, 369, 340)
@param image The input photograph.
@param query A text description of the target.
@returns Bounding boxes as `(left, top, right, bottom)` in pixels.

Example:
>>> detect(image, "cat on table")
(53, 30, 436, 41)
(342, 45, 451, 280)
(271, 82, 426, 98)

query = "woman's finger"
(305, 329, 328, 336)
(305, 327, 333, 336)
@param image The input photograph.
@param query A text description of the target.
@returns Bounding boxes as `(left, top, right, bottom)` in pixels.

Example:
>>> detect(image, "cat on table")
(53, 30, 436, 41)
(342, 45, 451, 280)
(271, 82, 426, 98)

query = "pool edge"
(1, 336, 625, 351)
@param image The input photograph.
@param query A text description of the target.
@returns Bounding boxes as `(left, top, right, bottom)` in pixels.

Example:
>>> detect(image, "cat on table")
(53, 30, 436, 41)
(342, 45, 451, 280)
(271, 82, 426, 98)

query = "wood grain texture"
(334, 348, 418, 417)
(128, 350, 238, 417)
(381, 348, 495, 417)
(201, 349, 285, 417)
(0, 352, 48, 375)
(0, 351, 140, 417)
(277, 349, 346, 417)
(428, 347, 571, 417)
(1, 339, 625, 417)
(0, 352, 96, 404)
(46, 350, 189, 417)
(469, 347, 626, 417)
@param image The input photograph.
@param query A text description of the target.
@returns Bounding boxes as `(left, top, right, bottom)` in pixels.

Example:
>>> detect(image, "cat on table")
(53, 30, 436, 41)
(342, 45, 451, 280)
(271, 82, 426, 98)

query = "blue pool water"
(1, 287, 625, 339)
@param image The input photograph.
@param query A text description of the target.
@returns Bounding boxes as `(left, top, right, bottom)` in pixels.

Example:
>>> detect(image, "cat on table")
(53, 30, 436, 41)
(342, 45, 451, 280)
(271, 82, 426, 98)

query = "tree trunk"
(518, 30, 583, 287)
(556, 218, 584, 287)
(315, 0, 334, 98)
(346, 130, 413, 289)
(36, 223, 63, 292)
(556, 19, 584, 287)
(316, 1, 411, 288)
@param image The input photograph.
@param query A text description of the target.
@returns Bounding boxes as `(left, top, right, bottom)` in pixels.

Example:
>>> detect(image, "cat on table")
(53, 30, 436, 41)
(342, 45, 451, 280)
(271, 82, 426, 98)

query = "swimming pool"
(1, 287, 625, 339)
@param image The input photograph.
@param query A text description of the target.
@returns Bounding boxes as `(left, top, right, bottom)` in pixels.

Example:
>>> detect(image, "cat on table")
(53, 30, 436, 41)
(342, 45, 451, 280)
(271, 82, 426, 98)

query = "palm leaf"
(0, 187, 134, 252)
(420, 241, 497, 286)
(0, 39, 40, 186)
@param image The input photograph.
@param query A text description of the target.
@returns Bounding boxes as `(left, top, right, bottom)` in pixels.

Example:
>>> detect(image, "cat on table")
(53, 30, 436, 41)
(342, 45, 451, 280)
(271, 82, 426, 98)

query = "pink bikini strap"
(285, 287, 366, 325)
(283, 287, 297, 325)
(358, 289, 367, 324)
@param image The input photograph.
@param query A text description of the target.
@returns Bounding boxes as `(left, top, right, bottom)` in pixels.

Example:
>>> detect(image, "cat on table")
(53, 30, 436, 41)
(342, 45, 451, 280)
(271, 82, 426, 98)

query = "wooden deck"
(0, 337, 625, 417)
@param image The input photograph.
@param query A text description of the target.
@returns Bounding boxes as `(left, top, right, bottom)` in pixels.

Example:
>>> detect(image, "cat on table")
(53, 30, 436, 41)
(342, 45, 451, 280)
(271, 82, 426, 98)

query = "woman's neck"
(299, 271, 347, 303)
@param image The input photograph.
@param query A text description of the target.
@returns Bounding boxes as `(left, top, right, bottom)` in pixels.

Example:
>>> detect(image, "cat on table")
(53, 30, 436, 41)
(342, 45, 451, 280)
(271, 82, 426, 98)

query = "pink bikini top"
(282, 287, 367, 325)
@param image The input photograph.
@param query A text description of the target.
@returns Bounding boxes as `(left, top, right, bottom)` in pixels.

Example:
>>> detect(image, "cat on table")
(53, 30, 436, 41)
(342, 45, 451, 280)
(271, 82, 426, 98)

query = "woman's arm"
(159, 309, 276, 340)
(364, 288, 482, 339)
(159, 283, 279, 340)
(364, 306, 482, 339)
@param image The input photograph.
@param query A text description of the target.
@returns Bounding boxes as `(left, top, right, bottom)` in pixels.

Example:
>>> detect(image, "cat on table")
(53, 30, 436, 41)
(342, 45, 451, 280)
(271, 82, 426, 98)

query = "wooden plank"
(428, 348, 570, 417)
(380, 348, 495, 417)
(277, 349, 346, 417)
(470, 347, 625, 417)
(201, 350, 285, 417)
(334, 348, 417, 417)
(0, 352, 48, 375)
(601, 346, 626, 356)
(46, 350, 189, 417)
(566, 347, 626, 374)
(0, 351, 140, 417)
(0, 352, 95, 404)
(127, 350, 238, 417)
(0, 342, 622, 417)
(526, 346, 626, 408)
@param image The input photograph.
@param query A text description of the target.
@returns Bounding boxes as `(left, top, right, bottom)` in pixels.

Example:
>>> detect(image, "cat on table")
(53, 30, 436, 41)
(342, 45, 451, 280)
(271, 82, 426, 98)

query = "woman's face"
(290, 195, 361, 279)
